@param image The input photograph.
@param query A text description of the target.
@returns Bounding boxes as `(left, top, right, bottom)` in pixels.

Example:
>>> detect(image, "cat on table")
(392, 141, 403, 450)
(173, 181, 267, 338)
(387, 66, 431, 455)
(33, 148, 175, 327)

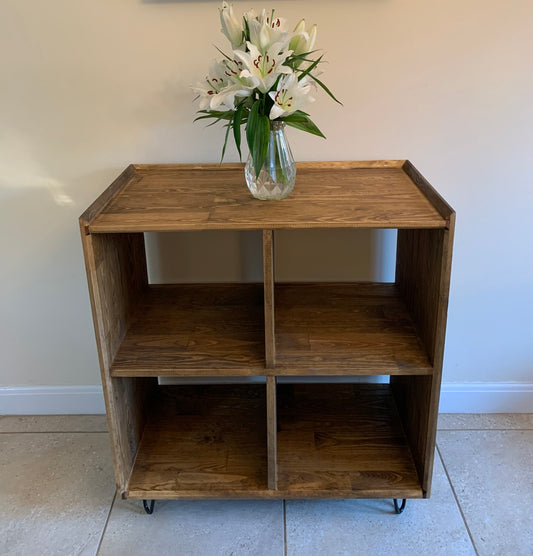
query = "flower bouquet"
(193, 2, 340, 199)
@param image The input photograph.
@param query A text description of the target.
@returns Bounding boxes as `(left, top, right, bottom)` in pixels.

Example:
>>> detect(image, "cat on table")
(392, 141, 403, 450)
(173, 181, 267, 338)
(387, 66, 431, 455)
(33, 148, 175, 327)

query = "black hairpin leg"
(143, 500, 155, 514)
(393, 499, 406, 514)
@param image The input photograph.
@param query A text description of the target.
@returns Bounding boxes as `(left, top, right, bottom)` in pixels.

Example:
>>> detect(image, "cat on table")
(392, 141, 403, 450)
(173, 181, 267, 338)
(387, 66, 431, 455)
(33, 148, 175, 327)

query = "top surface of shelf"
(81, 161, 453, 233)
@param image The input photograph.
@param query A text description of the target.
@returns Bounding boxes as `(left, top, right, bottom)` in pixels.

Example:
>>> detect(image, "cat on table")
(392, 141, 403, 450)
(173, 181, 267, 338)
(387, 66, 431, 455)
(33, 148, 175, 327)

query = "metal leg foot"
(393, 499, 406, 514)
(143, 500, 155, 514)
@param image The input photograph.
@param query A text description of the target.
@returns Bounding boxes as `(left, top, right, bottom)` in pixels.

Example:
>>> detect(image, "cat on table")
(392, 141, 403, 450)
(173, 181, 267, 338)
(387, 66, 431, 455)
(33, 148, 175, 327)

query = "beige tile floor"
(1, 414, 532, 556)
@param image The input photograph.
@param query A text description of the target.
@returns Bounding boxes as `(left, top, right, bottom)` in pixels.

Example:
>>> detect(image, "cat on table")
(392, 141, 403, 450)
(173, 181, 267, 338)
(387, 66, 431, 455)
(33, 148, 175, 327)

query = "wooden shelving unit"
(80, 161, 454, 505)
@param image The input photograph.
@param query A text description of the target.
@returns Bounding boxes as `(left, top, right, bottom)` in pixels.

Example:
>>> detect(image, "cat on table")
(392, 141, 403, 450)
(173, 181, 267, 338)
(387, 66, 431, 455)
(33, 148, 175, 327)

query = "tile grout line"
(283, 499, 288, 556)
(95, 489, 117, 556)
(436, 443, 479, 556)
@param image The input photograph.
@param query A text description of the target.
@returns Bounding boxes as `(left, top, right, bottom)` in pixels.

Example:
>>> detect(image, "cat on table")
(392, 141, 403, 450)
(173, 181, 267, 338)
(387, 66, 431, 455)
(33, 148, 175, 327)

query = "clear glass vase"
(245, 121, 296, 200)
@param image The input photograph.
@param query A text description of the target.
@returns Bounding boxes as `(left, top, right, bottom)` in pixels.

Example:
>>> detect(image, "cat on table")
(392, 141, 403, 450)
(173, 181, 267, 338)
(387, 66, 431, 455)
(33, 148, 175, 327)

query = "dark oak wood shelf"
(276, 384, 423, 499)
(111, 284, 265, 377)
(83, 161, 449, 234)
(127, 385, 268, 499)
(110, 282, 432, 378)
(274, 283, 432, 376)
(126, 384, 423, 500)
(80, 161, 455, 504)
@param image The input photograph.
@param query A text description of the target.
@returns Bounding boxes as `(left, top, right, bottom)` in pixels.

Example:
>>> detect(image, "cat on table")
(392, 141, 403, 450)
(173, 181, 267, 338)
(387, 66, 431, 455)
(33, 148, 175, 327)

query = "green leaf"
(309, 73, 343, 105)
(213, 45, 233, 62)
(233, 103, 244, 161)
(290, 50, 319, 61)
(281, 110, 311, 123)
(243, 16, 250, 42)
(253, 114, 270, 176)
(282, 112, 326, 138)
(194, 109, 234, 123)
(246, 101, 270, 176)
(220, 119, 232, 164)
(246, 100, 260, 154)
(297, 55, 323, 81)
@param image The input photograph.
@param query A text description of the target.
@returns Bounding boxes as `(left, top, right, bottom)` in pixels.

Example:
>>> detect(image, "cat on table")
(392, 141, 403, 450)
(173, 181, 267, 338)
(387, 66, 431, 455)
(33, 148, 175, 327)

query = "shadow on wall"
(145, 228, 397, 284)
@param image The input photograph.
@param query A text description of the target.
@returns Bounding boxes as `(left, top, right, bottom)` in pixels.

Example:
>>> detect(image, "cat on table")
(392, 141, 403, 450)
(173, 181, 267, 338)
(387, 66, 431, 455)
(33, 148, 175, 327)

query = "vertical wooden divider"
(263, 230, 277, 489)
(263, 230, 275, 368)
(266, 376, 278, 490)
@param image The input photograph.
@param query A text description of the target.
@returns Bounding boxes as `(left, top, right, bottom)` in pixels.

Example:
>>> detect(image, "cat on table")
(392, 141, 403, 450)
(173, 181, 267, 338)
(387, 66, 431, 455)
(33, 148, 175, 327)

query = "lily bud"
(307, 24, 317, 52)
(293, 18, 306, 34)
(220, 2, 244, 48)
(289, 19, 317, 57)
(289, 19, 307, 54)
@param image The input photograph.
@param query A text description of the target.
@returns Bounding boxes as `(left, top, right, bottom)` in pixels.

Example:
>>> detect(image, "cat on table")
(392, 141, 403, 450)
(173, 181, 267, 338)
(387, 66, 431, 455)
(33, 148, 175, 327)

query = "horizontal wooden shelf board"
(276, 384, 422, 496)
(125, 487, 423, 500)
(274, 283, 432, 376)
(125, 383, 422, 500)
(111, 284, 266, 377)
(85, 162, 447, 233)
(111, 283, 432, 378)
(127, 385, 268, 496)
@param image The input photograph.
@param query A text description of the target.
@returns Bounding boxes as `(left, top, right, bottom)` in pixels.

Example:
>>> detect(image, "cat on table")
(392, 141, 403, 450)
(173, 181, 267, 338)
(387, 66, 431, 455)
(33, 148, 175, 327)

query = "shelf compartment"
(126, 385, 268, 499)
(274, 283, 432, 376)
(111, 284, 265, 377)
(276, 383, 423, 499)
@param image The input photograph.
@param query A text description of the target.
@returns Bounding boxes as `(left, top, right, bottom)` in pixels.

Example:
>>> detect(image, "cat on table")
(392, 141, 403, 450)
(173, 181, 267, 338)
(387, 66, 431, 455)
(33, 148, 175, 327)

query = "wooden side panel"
(263, 230, 275, 368)
(390, 375, 432, 493)
(396, 228, 443, 362)
(79, 228, 155, 492)
(267, 376, 278, 490)
(393, 217, 455, 495)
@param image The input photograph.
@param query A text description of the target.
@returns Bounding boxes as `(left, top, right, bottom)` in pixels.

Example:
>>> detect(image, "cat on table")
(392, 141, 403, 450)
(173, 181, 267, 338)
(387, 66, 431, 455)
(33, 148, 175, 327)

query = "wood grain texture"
(79, 165, 136, 233)
(276, 384, 423, 498)
(79, 228, 155, 492)
(274, 283, 433, 376)
(111, 284, 266, 377)
(392, 212, 455, 495)
(127, 385, 268, 498)
(85, 162, 447, 233)
(396, 229, 443, 363)
(79, 160, 454, 502)
(401, 161, 455, 225)
(267, 376, 278, 490)
(263, 230, 275, 368)
(125, 383, 422, 500)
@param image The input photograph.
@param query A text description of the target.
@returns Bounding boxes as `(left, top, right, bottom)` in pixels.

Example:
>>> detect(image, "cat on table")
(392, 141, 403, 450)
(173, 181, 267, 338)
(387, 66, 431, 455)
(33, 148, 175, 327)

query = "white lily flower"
(192, 60, 252, 111)
(289, 19, 317, 57)
(234, 41, 293, 93)
(268, 73, 315, 120)
(245, 9, 291, 52)
(220, 2, 244, 49)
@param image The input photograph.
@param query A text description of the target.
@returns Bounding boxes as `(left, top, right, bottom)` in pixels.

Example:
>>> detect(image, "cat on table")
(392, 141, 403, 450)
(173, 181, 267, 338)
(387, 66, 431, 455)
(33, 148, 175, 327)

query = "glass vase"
(245, 121, 296, 200)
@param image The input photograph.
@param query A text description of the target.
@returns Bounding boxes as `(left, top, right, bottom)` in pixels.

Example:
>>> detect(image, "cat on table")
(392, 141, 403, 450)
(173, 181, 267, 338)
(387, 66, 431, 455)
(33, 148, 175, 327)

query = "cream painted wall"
(1, 0, 532, 388)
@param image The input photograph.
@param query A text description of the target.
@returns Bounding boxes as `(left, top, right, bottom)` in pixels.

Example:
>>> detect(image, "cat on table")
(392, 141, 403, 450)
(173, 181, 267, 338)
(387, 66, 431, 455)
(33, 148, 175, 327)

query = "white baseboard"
(0, 386, 106, 415)
(1, 382, 532, 415)
(439, 382, 533, 413)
